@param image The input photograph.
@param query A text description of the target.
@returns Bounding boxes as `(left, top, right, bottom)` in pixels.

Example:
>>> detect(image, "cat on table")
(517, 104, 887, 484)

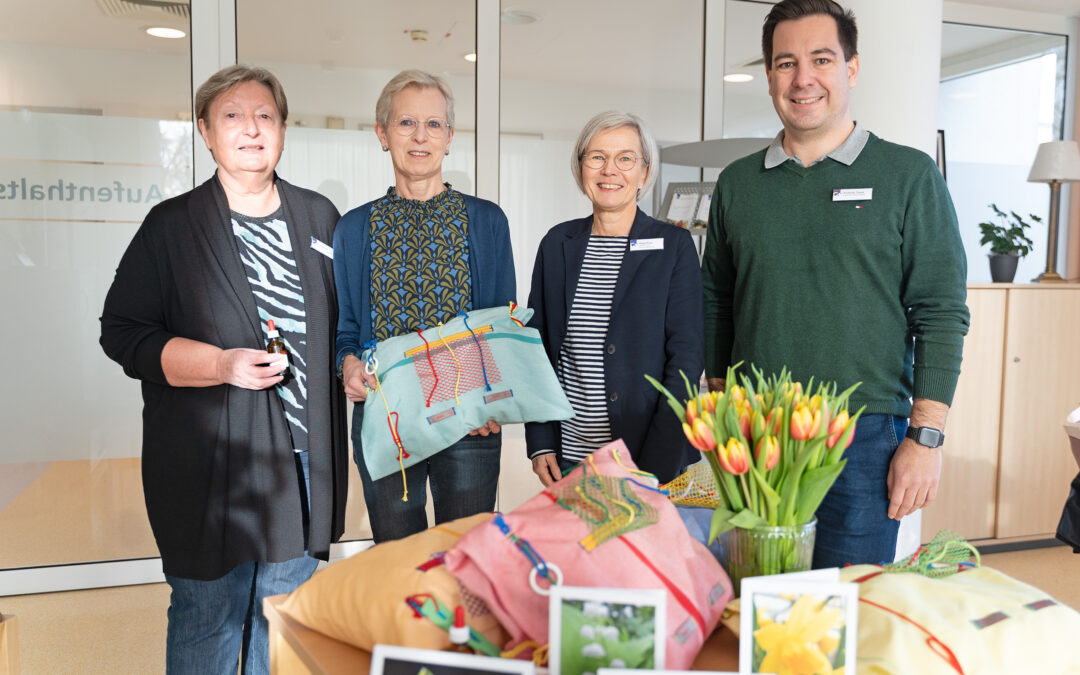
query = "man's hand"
(887, 398, 949, 520)
(706, 377, 726, 393)
(468, 420, 501, 436)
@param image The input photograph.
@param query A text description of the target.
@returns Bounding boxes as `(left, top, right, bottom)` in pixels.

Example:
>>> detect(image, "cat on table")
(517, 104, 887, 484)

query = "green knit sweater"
(701, 133, 969, 417)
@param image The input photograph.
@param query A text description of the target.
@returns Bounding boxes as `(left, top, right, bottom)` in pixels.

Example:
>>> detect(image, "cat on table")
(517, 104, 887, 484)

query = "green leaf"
(708, 506, 736, 543)
(750, 465, 781, 523)
(644, 374, 685, 420)
(729, 508, 770, 530)
(794, 460, 847, 524)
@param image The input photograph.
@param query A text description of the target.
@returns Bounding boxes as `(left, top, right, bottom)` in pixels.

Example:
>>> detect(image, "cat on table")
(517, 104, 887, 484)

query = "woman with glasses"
(334, 70, 515, 542)
(525, 111, 704, 486)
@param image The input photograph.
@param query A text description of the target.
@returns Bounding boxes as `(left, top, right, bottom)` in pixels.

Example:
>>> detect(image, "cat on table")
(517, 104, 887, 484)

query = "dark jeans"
(164, 450, 316, 675)
(812, 414, 908, 569)
(353, 404, 502, 543)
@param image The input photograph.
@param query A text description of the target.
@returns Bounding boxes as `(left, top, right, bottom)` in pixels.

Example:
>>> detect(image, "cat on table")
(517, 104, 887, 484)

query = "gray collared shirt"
(763, 122, 870, 169)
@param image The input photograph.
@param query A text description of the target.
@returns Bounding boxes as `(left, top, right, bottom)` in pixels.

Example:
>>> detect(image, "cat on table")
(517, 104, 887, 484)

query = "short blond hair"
(375, 69, 455, 129)
(195, 64, 288, 126)
(571, 111, 659, 199)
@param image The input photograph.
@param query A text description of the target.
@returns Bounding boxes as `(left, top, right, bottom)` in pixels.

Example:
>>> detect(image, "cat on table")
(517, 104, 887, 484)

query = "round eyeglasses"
(389, 115, 451, 138)
(582, 151, 640, 171)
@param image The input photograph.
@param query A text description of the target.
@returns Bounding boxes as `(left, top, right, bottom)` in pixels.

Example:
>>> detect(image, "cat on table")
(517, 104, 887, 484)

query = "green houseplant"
(978, 203, 1037, 283)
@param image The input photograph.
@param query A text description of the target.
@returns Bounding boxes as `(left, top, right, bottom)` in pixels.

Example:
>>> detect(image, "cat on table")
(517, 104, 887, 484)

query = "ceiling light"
(463, 53, 477, 63)
(501, 9, 539, 24)
(146, 26, 186, 39)
(724, 73, 754, 83)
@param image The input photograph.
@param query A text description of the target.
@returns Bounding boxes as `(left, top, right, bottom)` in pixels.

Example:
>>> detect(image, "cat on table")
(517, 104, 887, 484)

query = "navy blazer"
(525, 209, 705, 483)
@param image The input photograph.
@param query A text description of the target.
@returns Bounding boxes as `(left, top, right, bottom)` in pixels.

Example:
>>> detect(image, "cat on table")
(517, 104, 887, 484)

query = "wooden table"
(265, 595, 739, 673)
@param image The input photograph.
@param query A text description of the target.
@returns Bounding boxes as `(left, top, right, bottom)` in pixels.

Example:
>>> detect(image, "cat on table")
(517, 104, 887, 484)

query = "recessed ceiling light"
(723, 73, 754, 83)
(501, 9, 539, 25)
(146, 26, 186, 39)
(463, 52, 477, 63)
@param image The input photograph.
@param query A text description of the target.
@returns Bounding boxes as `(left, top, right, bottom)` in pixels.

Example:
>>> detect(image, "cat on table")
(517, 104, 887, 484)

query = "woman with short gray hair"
(334, 69, 515, 543)
(525, 111, 703, 485)
(101, 64, 346, 674)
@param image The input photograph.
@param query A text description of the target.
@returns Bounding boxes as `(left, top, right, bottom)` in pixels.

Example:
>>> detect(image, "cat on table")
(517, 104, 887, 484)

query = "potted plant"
(978, 203, 1037, 283)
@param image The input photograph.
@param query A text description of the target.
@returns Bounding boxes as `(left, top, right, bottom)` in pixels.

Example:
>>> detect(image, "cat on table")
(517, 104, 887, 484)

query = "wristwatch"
(906, 426, 945, 448)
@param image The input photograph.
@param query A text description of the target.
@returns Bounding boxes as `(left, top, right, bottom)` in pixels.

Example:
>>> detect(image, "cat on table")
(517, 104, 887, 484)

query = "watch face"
(908, 426, 944, 448)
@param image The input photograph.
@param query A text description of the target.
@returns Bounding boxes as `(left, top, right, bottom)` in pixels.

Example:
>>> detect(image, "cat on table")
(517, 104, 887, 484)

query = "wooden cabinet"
(923, 285, 1080, 543)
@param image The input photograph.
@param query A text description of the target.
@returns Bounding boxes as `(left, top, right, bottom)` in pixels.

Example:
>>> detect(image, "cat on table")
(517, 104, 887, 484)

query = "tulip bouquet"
(647, 364, 863, 546)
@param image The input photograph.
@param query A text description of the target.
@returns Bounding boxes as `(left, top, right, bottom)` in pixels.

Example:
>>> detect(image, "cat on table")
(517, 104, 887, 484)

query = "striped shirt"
(232, 206, 309, 453)
(556, 235, 627, 463)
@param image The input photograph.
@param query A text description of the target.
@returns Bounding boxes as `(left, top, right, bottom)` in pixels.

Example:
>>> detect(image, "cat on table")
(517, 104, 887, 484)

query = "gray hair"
(195, 64, 288, 126)
(571, 111, 659, 199)
(375, 69, 456, 130)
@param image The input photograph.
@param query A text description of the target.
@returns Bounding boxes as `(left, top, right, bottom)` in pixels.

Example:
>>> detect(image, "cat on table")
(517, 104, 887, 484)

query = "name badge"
(832, 188, 873, 201)
(310, 237, 334, 259)
(629, 238, 664, 252)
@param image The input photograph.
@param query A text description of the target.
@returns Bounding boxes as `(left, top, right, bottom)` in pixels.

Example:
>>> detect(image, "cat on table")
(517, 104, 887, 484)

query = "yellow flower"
(754, 594, 844, 675)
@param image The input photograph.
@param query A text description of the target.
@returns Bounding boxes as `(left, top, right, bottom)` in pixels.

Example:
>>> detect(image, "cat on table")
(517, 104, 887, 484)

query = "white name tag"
(310, 237, 334, 259)
(629, 238, 664, 251)
(832, 187, 873, 201)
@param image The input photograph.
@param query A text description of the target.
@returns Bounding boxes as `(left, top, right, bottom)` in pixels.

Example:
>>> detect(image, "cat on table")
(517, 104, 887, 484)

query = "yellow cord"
(371, 366, 408, 502)
(437, 322, 463, 405)
(500, 641, 548, 666)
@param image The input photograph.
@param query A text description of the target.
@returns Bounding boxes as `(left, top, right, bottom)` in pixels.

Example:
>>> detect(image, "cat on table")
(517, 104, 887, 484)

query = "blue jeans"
(164, 451, 317, 675)
(812, 414, 908, 569)
(353, 404, 501, 543)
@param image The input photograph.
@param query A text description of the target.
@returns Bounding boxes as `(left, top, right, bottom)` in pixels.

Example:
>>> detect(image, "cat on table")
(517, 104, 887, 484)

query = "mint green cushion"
(360, 305, 573, 481)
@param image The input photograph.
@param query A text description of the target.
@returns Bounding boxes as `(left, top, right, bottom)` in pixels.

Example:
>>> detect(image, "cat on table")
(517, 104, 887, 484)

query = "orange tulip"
(701, 392, 717, 414)
(736, 402, 752, 443)
(683, 418, 716, 452)
(750, 408, 767, 444)
(756, 435, 780, 471)
(718, 437, 750, 475)
(826, 410, 856, 450)
(790, 403, 822, 441)
(765, 407, 783, 436)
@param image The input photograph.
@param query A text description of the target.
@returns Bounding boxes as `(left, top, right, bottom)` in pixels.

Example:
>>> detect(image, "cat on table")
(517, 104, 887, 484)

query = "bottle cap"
(449, 605, 469, 644)
(267, 319, 279, 338)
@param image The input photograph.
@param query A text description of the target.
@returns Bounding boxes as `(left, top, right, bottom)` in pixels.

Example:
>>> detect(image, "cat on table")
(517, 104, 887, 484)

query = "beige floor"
(0, 543, 1075, 674)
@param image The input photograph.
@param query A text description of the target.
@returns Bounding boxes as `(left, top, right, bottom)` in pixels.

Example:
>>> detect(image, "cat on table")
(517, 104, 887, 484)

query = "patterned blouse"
(231, 206, 309, 452)
(369, 185, 472, 341)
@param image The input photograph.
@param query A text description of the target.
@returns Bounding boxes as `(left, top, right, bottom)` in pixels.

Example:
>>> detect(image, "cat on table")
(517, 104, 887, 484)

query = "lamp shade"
(1027, 140, 1080, 183)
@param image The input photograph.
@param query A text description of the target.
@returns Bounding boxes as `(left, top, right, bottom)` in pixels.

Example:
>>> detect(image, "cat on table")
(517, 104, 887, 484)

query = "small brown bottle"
(266, 319, 290, 382)
(447, 606, 473, 654)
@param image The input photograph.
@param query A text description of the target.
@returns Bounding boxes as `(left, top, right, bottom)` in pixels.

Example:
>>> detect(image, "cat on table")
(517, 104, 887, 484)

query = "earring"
(382, 146, 389, 152)
(445, 149, 450, 156)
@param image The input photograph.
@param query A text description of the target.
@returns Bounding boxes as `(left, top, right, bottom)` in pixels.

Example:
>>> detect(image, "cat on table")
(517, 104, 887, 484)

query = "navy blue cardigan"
(333, 191, 516, 368)
(525, 209, 705, 483)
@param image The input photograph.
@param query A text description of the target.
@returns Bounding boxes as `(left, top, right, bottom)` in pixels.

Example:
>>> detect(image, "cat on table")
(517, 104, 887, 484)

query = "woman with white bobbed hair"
(525, 110, 704, 486)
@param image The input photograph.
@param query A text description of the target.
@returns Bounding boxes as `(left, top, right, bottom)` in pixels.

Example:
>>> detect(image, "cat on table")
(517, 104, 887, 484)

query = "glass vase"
(718, 518, 817, 597)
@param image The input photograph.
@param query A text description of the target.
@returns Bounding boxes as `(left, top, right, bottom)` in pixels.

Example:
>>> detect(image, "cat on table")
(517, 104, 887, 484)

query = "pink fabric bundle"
(444, 439, 732, 670)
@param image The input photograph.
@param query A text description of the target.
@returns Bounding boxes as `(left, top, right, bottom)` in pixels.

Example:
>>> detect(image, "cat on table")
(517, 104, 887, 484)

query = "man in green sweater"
(701, 0, 969, 568)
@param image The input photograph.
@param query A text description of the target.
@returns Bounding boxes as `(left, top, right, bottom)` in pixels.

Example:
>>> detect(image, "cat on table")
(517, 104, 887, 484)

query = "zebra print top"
(555, 235, 627, 463)
(232, 206, 309, 453)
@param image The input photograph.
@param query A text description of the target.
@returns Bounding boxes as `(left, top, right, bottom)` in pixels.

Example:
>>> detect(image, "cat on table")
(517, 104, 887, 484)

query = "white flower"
(623, 605, 635, 619)
(599, 625, 620, 642)
(581, 642, 606, 659)
(579, 624, 596, 640)
(582, 601, 609, 618)
(610, 659, 626, 668)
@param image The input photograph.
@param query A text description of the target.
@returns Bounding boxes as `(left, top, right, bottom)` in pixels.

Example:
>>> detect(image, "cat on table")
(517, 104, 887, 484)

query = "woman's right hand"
(532, 453, 562, 487)
(341, 353, 378, 403)
(216, 347, 288, 390)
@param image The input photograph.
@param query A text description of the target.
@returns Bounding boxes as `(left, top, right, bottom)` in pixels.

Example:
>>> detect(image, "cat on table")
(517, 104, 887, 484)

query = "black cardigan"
(524, 209, 705, 483)
(100, 175, 347, 580)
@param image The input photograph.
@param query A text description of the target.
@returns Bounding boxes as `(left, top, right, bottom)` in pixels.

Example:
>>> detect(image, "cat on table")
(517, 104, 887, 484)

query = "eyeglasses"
(582, 151, 641, 171)
(389, 115, 451, 138)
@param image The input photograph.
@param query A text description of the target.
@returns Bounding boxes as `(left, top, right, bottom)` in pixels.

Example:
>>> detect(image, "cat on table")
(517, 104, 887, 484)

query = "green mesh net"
(551, 472, 658, 551)
(882, 529, 981, 578)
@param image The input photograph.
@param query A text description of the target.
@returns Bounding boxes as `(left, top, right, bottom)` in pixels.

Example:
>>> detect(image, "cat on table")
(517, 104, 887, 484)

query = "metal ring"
(527, 561, 563, 596)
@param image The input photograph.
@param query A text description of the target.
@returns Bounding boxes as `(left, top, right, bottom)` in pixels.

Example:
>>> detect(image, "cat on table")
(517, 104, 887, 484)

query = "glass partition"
(0, 0, 191, 569)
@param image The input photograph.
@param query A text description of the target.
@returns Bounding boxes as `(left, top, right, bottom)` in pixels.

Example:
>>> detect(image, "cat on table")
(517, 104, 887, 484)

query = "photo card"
(549, 585, 667, 675)
(370, 644, 536, 675)
(738, 578, 858, 675)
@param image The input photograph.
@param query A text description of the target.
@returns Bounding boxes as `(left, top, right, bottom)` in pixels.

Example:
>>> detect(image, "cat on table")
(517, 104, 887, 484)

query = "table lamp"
(1027, 140, 1080, 283)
